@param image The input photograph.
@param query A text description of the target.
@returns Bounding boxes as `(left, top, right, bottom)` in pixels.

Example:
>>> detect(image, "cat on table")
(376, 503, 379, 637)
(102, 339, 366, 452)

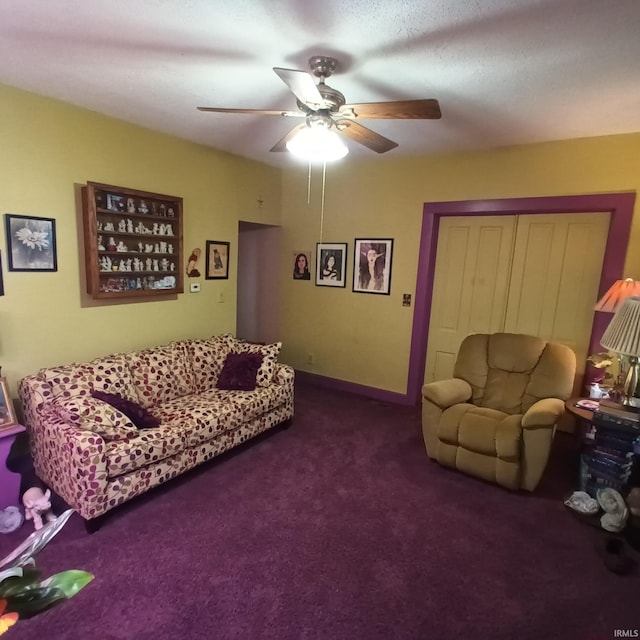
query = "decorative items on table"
(0, 509, 93, 633)
(600, 295, 640, 404)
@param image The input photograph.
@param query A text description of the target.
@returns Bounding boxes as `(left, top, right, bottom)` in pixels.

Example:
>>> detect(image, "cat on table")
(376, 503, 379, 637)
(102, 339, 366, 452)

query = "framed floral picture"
(315, 242, 347, 287)
(0, 377, 18, 432)
(205, 240, 230, 280)
(5, 214, 57, 272)
(353, 238, 394, 295)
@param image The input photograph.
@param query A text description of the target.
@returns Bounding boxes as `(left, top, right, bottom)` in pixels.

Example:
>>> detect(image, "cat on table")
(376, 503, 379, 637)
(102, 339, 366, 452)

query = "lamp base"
(623, 356, 640, 405)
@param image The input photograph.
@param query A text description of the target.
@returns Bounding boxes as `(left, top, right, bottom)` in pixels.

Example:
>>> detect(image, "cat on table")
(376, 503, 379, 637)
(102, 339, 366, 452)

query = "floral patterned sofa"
(18, 335, 294, 529)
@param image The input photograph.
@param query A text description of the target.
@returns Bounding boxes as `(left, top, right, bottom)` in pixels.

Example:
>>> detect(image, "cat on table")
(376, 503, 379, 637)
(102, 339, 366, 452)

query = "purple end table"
(0, 424, 26, 509)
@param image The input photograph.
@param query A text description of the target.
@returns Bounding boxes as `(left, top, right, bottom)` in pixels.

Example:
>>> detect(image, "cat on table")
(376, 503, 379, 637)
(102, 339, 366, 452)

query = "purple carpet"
(1, 381, 637, 639)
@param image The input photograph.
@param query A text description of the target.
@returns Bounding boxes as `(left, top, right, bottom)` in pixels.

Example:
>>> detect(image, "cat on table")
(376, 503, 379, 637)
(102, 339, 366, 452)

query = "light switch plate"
(190, 283, 201, 293)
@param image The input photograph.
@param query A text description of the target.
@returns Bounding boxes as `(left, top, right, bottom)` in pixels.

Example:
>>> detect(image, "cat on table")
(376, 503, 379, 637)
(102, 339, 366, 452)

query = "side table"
(0, 424, 26, 509)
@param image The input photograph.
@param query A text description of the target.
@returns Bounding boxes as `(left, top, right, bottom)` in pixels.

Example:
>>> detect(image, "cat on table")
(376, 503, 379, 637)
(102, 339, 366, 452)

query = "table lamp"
(600, 295, 640, 404)
(594, 278, 640, 313)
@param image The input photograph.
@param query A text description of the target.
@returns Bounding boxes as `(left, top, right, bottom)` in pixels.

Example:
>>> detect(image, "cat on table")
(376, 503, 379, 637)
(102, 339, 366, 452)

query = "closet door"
(424, 216, 516, 383)
(504, 212, 610, 382)
(424, 212, 610, 387)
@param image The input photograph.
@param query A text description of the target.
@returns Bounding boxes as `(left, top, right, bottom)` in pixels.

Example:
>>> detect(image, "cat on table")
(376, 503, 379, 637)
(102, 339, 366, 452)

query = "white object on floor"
(0, 506, 24, 533)
(597, 488, 629, 532)
(564, 491, 599, 515)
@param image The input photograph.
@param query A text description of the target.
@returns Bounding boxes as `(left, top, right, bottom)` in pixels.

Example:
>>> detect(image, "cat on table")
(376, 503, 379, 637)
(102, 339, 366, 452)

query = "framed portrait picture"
(205, 241, 230, 280)
(315, 242, 347, 288)
(292, 250, 311, 281)
(353, 238, 394, 295)
(5, 214, 57, 272)
(0, 377, 18, 432)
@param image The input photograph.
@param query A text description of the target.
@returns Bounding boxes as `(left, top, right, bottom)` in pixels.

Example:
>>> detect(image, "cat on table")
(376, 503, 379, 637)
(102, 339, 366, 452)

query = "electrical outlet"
(307, 353, 315, 365)
(189, 283, 201, 293)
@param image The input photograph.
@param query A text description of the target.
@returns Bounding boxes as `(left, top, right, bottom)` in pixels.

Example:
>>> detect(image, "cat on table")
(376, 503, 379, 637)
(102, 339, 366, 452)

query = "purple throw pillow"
(216, 352, 264, 391)
(91, 390, 160, 429)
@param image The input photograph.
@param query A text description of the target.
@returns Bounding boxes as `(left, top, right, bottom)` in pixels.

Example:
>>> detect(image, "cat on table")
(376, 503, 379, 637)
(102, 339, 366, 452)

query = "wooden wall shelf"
(82, 181, 184, 299)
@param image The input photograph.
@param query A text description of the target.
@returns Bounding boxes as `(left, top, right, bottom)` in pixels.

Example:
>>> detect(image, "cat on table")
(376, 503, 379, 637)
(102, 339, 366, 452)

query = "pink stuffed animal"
(22, 487, 56, 531)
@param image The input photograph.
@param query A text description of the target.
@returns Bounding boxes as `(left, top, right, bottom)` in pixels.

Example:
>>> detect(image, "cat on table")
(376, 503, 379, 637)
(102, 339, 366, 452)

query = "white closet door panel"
(424, 216, 515, 383)
(504, 212, 610, 371)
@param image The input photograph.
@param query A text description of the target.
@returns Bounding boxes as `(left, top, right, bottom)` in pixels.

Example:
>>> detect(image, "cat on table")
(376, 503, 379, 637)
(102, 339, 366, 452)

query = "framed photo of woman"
(315, 242, 347, 287)
(353, 238, 394, 295)
(292, 250, 311, 280)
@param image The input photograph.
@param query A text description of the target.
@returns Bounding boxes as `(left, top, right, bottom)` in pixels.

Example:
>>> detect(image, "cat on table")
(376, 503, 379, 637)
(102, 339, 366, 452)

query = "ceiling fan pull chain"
(319, 161, 327, 245)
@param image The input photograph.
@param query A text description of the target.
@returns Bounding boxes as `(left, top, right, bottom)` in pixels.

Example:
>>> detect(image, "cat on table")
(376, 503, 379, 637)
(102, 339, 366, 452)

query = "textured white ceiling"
(1, 0, 640, 167)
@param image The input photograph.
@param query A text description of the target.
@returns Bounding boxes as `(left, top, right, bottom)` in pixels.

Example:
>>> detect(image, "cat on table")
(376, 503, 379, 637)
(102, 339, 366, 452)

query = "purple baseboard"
(294, 370, 416, 406)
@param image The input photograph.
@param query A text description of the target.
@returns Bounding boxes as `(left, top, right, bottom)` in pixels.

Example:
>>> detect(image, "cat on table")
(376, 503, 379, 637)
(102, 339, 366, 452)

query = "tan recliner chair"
(421, 333, 576, 491)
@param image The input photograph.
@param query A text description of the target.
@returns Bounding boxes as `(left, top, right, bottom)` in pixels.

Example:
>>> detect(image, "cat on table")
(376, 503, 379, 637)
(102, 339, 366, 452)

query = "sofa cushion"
(151, 384, 290, 448)
(91, 390, 160, 429)
(41, 353, 136, 403)
(231, 340, 282, 387)
(104, 425, 186, 478)
(216, 352, 264, 391)
(180, 334, 234, 393)
(128, 343, 193, 408)
(56, 396, 139, 441)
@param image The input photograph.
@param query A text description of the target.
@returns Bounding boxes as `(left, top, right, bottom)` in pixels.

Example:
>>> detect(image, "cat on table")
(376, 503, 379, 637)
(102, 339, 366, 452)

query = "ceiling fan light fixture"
(286, 125, 348, 162)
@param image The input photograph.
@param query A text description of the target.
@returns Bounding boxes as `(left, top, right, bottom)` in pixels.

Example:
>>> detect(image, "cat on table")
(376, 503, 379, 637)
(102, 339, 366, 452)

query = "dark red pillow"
(91, 390, 160, 429)
(216, 352, 264, 391)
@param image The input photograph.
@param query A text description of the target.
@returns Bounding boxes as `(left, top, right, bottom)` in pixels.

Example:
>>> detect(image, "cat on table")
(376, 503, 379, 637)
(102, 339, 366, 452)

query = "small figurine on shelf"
(127, 219, 134, 233)
(97, 235, 105, 251)
(23, 487, 56, 531)
(138, 200, 149, 214)
(118, 219, 127, 233)
(107, 237, 117, 252)
(127, 197, 136, 213)
(167, 207, 175, 218)
(159, 203, 166, 216)
(116, 240, 128, 252)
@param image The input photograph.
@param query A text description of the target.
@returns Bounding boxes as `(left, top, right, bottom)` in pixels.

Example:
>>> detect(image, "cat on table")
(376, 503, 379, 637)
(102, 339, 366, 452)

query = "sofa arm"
(521, 398, 565, 429)
(27, 403, 110, 519)
(422, 378, 472, 409)
(274, 363, 295, 386)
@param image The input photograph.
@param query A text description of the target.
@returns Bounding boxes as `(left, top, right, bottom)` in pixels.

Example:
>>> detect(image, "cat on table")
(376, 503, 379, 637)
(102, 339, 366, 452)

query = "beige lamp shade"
(600, 296, 640, 357)
(594, 278, 640, 313)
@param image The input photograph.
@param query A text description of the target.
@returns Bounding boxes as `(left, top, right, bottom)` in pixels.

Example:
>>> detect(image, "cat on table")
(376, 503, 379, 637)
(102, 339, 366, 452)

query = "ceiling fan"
(197, 55, 441, 156)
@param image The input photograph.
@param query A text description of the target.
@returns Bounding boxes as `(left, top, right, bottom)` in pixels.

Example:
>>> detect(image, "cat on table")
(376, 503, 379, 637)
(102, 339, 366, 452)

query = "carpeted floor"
(0, 381, 637, 640)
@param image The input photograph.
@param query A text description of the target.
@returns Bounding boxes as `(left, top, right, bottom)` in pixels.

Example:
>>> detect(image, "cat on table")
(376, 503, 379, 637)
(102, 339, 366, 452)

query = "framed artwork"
(0, 252, 4, 296)
(353, 238, 394, 295)
(315, 242, 347, 288)
(0, 377, 18, 432)
(5, 214, 57, 272)
(205, 241, 230, 279)
(292, 250, 311, 281)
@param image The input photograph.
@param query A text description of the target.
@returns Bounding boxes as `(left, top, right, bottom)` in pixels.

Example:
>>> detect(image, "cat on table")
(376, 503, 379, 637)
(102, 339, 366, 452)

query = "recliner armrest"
(422, 378, 472, 409)
(521, 398, 565, 428)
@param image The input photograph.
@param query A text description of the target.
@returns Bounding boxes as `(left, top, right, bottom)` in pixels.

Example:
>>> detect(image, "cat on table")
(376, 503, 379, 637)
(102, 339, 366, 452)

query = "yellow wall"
(3, 81, 640, 403)
(280, 134, 640, 393)
(0, 84, 281, 394)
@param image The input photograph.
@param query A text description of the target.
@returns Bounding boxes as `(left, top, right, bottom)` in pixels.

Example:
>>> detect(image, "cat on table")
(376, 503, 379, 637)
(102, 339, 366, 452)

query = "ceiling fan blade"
(273, 67, 324, 110)
(197, 107, 302, 117)
(335, 120, 398, 153)
(270, 124, 307, 152)
(340, 99, 441, 120)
